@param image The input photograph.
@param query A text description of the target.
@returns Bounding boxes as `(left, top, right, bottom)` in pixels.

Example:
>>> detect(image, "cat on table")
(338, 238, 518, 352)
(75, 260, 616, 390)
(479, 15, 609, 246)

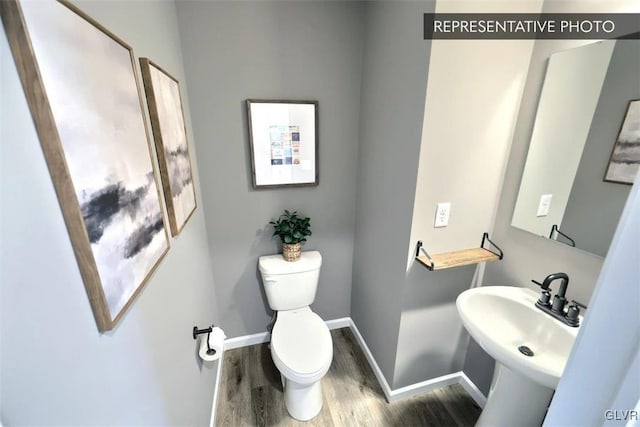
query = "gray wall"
(1, 1, 218, 425)
(562, 40, 637, 257)
(351, 1, 433, 385)
(175, 1, 364, 338)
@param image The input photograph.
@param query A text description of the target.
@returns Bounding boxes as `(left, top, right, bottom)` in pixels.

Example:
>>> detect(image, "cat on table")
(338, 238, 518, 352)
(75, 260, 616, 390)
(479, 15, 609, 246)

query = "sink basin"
(457, 286, 580, 427)
(457, 285, 578, 389)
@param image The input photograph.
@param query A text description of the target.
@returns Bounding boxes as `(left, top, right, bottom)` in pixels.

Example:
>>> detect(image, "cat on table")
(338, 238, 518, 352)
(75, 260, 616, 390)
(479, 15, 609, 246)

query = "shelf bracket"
(415, 240, 435, 270)
(549, 224, 576, 247)
(481, 232, 503, 259)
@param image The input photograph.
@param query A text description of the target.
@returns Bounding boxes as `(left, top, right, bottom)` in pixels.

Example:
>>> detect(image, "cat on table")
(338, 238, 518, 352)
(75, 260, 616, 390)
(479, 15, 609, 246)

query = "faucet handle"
(532, 279, 546, 289)
(532, 280, 552, 306)
(566, 300, 587, 326)
(570, 300, 587, 310)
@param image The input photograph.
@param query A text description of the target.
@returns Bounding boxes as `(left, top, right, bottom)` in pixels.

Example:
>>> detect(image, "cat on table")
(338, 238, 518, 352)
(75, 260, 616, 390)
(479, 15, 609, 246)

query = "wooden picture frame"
(604, 99, 640, 185)
(246, 99, 319, 188)
(1, 0, 170, 332)
(139, 58, 197, 236)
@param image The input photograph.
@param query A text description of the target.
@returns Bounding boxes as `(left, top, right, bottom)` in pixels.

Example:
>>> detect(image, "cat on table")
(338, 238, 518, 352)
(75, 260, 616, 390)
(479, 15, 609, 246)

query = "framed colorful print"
(139, 58, 197, 236)
(1, 0, 170, 331)
(604, 99, 640, 185)
(246, 99, 319, 188)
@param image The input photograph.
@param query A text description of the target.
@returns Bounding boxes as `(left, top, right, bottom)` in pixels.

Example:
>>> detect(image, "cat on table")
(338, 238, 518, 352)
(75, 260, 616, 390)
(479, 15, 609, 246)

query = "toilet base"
(282, 374, 323, 421)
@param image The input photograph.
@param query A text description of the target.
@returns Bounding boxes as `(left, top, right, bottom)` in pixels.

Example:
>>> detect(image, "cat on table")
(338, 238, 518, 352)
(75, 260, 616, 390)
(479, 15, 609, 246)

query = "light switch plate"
(537, 194, 553, 217)
(434, 202, 451, 227)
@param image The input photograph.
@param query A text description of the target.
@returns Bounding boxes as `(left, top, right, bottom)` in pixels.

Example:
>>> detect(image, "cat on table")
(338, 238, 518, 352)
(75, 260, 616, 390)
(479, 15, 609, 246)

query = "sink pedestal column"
(477, 362, 554, 427)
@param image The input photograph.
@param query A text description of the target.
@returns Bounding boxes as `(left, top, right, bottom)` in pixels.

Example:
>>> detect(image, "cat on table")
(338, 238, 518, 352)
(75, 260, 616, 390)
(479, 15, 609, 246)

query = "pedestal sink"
(457, 286, 579, 427)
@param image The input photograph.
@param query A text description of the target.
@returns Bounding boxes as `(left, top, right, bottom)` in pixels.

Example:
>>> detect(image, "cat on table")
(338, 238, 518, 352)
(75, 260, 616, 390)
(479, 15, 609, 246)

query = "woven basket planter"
(282, 243, 303, 262)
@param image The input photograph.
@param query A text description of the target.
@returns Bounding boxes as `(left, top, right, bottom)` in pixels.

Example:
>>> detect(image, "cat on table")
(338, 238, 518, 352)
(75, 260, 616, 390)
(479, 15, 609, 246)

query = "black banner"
(424, 13, 640, 40)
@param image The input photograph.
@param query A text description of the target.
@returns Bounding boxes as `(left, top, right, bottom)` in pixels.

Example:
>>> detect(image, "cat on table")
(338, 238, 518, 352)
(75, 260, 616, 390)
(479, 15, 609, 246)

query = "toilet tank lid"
(259, 251, 322, 275)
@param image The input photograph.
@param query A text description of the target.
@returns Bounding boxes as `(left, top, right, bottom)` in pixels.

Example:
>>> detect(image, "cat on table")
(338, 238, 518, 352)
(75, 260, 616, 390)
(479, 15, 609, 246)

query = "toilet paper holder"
(193, 325, 216, 356)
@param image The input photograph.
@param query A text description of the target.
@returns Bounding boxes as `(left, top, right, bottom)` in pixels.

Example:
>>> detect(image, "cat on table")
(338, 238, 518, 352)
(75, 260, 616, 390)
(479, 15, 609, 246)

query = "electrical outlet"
(537, 194, 553, 217)
(434, 202, 451, 228)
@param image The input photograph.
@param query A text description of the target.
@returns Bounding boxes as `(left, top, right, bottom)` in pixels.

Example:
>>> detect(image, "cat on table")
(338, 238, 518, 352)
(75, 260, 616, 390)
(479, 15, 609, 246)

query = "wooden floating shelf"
(415, 247, 501, 271)
(415, 234, 503, 271)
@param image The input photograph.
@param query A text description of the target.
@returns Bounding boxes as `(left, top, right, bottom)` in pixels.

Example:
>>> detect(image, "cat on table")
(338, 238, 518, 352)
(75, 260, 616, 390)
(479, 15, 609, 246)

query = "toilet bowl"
(270, 307, 332, 420)
(258, 251, 333, 421)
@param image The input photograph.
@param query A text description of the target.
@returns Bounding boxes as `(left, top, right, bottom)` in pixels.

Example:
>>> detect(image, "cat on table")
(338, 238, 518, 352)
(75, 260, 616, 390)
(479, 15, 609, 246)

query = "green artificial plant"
(269, 209, 312, 244)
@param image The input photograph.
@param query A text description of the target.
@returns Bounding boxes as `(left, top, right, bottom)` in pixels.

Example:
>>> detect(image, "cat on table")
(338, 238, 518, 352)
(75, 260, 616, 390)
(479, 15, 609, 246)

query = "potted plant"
(269, 209, 312, 262)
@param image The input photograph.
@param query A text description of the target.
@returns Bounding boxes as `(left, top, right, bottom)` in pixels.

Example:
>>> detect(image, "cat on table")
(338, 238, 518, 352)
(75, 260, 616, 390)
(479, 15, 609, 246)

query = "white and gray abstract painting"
(146, 63, 196, 234)
(22, 1, 169, 319)
(606, 100, 640, 184)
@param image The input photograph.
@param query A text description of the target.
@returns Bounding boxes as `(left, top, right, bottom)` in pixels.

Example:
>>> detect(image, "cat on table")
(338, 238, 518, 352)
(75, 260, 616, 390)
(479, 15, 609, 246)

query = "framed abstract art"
(1, 0, 170, 331)
(140, 58, 197, 236)
(604, 99, 640, 185)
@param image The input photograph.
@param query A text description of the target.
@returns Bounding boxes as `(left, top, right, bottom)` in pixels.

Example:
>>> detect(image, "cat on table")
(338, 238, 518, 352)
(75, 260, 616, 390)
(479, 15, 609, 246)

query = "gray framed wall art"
(140, 58, 197, 236)
(246, 99, 319, 188)
(1, 0, 170, 331)
(604, 99, 640, 185)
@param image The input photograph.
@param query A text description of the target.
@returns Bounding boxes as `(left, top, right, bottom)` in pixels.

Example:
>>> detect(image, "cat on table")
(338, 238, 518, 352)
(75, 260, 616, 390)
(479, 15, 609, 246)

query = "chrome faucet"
(532, 272, 586, 327)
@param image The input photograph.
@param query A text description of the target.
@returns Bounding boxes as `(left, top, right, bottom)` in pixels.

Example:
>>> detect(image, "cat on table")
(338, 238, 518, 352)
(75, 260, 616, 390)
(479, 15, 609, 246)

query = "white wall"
(393, 0, 543, 389)
(408, 3, 540, 256)
(465, 0, 640, 396)
(1, 1, 218, 424)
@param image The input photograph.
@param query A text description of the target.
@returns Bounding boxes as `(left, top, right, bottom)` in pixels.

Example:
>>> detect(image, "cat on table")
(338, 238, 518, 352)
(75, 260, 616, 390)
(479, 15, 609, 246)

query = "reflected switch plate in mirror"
(537, 194, 553, 217)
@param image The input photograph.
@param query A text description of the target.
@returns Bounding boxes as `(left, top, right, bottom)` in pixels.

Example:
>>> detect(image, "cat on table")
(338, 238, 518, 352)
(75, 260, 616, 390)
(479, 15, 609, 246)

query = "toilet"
(258, 251, 333, 421)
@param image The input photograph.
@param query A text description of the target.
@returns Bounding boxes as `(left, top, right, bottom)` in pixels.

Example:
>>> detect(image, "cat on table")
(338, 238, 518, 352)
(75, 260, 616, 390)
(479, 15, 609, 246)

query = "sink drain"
(518, 345, 534, 357)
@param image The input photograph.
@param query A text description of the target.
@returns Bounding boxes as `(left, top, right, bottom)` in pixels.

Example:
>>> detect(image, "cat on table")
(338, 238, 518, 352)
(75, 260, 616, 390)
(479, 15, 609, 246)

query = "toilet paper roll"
(199, 327, 226, 362)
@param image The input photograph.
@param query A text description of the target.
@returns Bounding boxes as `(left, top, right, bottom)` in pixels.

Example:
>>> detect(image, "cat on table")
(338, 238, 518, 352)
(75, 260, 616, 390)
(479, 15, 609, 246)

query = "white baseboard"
(350, 320, 486, 406)
(224, 331, 270, 350)
(458, 371, 487, 408)
(325, 317, 351, 329)
(348, 318, 486, 405)
(223, 316, 351, 350)
(211, 316, 487, 425)
(347, 317, 394, 401)
(389, 372, 461, 402)
(209, 357, 224, 427)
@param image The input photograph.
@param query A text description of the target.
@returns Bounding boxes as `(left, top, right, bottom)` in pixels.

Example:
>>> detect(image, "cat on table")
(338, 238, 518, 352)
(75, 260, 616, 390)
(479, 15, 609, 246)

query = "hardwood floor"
(216, 327, 482, 427)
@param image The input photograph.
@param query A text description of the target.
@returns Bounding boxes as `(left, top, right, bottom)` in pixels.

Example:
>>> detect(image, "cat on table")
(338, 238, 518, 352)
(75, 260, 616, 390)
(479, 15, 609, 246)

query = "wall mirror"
(512, 39, 639, 258)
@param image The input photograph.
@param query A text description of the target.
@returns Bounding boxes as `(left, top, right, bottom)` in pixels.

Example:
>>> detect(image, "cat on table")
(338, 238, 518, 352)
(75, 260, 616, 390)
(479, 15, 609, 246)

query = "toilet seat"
(271, 308, 333, 384)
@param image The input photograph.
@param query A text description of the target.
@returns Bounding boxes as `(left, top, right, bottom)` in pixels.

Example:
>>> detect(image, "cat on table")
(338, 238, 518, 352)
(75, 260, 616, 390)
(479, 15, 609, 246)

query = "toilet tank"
(258, 251, 322, 311)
